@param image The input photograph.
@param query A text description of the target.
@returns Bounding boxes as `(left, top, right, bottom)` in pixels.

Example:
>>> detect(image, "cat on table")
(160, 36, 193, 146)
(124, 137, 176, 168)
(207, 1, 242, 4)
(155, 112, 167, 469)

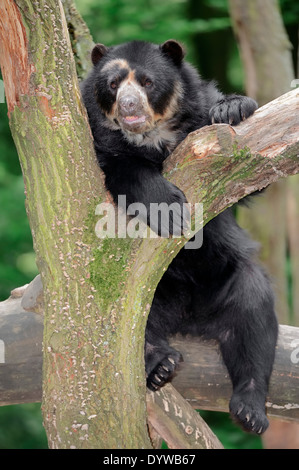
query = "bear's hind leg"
(216, 264, 278, 434)
(145, 273, 190, 391)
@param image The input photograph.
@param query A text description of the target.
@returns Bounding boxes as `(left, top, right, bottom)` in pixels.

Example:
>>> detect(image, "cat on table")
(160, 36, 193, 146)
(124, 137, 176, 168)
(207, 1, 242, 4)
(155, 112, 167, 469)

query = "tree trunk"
(0, 0, 153, 449)
(0, 0, 298, 449)
(60, 0, 94, 80)
(228, 0, 294, 106)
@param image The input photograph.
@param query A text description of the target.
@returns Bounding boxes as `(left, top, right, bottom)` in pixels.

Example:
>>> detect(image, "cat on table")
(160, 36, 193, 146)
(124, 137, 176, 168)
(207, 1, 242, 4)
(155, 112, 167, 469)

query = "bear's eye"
(110, 80, 118, 90)
(144, 78, 153, 88)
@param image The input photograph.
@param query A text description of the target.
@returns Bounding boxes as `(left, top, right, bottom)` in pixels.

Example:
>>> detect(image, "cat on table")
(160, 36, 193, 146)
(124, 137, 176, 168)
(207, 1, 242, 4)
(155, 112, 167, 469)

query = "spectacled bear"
(81, 39, 278, 434)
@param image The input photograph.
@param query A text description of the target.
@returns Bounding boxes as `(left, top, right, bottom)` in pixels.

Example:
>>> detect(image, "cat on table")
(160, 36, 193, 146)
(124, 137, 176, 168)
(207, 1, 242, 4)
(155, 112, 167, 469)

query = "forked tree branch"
(0, 88, 298, 447)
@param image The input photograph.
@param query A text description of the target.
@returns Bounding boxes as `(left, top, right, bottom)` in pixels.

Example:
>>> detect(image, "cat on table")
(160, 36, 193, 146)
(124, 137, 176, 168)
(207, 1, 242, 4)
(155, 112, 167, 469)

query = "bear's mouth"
(122, 115, 147, 125)
(120, 114, 151, 134)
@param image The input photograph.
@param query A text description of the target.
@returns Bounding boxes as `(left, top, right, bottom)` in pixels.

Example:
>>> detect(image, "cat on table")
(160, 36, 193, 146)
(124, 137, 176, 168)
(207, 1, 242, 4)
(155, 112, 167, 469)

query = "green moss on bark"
(90, 237, 133, 311)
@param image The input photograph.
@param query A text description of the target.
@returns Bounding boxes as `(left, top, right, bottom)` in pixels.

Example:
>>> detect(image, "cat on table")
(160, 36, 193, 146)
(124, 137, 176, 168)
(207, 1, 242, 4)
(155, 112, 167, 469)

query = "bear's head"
(90, 40, 185, 138)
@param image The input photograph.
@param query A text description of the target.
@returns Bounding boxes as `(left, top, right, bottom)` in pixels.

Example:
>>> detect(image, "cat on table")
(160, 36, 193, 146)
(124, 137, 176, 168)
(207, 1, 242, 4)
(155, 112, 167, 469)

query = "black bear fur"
(81, 40, 278, 434)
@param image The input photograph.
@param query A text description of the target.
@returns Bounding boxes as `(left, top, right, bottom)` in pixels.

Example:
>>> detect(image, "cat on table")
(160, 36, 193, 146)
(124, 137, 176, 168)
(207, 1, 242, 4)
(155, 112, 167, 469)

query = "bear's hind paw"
(229, 392, 269, 434)
(146, 352, 182, 391)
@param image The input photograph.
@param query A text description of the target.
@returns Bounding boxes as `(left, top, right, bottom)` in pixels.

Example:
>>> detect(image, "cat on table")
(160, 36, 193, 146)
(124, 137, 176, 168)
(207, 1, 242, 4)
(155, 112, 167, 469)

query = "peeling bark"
(0, 0, 30, 114)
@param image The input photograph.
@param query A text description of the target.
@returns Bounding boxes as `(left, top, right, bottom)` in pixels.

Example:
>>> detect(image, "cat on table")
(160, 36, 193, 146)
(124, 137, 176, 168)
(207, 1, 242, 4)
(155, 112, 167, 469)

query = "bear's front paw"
(148, 181, 189, 237)
(229, 392, 269, 434)
(209, 95, 257, 126)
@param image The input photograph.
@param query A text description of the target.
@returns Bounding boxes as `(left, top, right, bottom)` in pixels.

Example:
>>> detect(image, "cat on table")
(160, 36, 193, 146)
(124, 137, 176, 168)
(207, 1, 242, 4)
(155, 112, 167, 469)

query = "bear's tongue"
(123, 115, 146, 124)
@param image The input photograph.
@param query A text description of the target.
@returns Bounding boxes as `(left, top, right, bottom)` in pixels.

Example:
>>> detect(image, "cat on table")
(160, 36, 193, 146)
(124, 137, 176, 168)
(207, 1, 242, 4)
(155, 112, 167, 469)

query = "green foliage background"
(0, 0, 298, 449)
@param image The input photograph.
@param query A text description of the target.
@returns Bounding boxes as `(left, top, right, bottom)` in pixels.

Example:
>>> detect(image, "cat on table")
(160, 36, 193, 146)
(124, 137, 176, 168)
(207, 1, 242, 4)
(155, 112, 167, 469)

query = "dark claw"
(229, 392, 269, 434)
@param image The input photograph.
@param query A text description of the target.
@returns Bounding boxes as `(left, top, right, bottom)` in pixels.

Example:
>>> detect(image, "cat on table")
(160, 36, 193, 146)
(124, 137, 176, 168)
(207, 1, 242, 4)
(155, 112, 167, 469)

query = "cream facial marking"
(101, 58, 130, 74)
(120, 80, 183, 152)
(117, 75, 148, 113)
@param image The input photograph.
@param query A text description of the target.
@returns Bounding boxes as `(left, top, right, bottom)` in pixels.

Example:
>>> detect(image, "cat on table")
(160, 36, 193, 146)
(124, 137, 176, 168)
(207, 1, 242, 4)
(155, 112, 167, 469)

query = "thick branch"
(164, 88, 299, 227)
(1, 282, 298, 425)
(146, 384, 224, 449)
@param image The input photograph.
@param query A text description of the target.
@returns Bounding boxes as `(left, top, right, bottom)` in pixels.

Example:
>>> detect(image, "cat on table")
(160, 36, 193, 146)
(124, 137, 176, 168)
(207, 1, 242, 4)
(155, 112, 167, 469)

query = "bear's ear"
(160, 40, 185, 65)
(91, 44, 109, 66)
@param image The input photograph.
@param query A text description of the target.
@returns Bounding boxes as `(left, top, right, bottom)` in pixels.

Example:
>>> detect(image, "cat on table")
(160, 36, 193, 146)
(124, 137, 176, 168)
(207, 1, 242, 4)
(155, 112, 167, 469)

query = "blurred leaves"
(0, 404, 47, 449)
(199, 411, 263, 449)
(76, 0, 231, 62)
(280, 0, 299, 23)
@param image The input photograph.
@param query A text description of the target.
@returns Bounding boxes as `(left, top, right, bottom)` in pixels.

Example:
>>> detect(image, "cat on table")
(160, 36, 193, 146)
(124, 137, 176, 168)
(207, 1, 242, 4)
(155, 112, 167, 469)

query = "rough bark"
(0, 0, 298, 450)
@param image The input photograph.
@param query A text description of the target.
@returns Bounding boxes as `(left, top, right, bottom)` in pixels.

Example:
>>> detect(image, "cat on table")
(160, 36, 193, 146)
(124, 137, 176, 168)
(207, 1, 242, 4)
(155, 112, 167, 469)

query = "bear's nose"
(119, 95, 139, 114)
